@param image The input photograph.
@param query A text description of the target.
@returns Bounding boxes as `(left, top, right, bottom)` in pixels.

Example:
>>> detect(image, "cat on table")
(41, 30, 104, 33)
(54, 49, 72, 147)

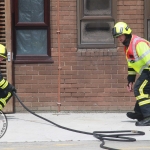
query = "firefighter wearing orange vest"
(112, 22, 150, 126)
(0, 44, 16, 111)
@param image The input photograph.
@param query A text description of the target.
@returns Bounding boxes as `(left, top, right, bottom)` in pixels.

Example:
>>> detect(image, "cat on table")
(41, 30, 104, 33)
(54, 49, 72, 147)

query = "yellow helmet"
(0, 44, 7, 58)
(112, 22, 132, 38)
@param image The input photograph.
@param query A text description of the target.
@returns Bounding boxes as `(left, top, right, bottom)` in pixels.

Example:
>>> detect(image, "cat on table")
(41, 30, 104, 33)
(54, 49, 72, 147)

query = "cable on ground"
(13, 92, 145, 150)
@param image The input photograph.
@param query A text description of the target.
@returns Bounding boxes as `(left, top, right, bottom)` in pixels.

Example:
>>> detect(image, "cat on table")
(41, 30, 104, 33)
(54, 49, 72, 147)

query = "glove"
(6, 83, 17, 93)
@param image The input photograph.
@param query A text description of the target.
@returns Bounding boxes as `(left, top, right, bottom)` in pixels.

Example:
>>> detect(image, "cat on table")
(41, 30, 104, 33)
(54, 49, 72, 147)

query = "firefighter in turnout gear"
(112, 22, 150, 126)
(0, 44, 16, 111)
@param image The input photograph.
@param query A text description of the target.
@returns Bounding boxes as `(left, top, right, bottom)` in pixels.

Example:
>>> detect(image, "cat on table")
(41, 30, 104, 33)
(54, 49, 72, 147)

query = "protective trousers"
(0, 89, 12, 110)
(134, 71, 150, 118)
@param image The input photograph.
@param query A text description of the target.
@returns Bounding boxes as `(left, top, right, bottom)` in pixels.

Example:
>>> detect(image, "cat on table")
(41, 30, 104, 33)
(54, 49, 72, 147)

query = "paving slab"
(0, 112, 149, 143)
(0, 141, 150, 150)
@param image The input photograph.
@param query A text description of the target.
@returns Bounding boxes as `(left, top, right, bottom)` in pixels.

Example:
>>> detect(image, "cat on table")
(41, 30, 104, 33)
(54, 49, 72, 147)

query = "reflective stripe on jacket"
(124, 34, 150, 74)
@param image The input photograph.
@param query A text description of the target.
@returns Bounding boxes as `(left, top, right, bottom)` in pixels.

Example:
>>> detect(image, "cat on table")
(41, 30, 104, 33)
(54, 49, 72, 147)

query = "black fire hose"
(13, 92, 145, 150)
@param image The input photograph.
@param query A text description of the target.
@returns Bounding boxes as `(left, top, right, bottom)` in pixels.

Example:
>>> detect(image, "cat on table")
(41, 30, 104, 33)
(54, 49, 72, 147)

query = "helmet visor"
(112, 27, 123, 38)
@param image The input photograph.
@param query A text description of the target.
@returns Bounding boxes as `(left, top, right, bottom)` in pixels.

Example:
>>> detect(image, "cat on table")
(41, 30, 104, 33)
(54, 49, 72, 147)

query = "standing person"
(0, 44, 16, 111)
(112, 22, 150, 126)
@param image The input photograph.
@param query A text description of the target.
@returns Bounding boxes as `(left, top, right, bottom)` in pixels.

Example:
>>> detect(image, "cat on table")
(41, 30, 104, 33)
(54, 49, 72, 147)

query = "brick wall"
(14, 0, 144, 112)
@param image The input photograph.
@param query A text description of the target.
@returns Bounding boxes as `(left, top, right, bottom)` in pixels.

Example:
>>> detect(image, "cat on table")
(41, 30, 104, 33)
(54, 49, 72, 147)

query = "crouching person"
(0, 44, 16, 111)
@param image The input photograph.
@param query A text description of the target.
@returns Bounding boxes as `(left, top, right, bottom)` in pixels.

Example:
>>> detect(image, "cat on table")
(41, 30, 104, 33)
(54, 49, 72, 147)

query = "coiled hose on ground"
(13, 92, 145, 150)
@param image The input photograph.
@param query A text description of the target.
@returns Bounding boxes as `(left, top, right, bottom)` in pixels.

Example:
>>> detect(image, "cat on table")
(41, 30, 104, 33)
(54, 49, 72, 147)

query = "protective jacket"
(124, 34, 150, 83)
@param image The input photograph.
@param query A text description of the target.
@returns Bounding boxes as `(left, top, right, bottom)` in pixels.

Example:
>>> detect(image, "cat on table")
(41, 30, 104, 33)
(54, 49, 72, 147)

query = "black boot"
(135, 117, 150, 126)
(126, 112, 143, 121)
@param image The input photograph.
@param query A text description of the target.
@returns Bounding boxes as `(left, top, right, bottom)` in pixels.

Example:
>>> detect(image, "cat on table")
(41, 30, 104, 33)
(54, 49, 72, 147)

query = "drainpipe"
(57, 0, 61, 112)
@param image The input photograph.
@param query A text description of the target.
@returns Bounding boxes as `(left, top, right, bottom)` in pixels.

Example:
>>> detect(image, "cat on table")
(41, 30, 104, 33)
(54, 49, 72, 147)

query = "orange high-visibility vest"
(124, 35, 150, 74)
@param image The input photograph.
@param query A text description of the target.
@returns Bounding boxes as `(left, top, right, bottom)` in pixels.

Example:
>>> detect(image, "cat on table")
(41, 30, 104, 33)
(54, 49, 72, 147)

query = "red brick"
(14, 0, 145, 112)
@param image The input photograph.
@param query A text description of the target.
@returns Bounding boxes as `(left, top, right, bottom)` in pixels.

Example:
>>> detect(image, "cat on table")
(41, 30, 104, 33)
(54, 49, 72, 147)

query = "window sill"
(13, 56, 54, 64)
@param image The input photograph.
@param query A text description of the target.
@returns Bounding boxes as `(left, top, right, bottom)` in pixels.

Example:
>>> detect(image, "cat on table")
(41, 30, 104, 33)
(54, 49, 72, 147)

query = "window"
(77, 0, 117, 48)
(12, 0, 53, 63)
(144, 0, 150, 41)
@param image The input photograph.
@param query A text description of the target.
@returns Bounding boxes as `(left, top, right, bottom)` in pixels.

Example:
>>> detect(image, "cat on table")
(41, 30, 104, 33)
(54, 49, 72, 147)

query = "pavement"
(0, 112, 150, 150)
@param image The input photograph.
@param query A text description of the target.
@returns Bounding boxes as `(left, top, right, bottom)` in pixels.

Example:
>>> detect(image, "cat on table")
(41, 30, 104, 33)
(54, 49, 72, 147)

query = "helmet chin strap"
(122, 34, 132, 47)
